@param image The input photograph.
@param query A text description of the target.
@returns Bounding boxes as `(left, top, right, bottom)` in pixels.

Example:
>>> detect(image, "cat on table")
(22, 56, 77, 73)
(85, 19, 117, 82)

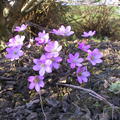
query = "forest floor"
(0, 39, 120, 120)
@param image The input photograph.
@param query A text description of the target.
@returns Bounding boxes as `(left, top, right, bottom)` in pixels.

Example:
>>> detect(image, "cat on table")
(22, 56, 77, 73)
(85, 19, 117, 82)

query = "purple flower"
(76, 66, 90, 84)
(33, 54, 52, 76)
(81, 30, 96, 37)
(45, 53, 62, 69)
(67, 52, 84, 69)
(5, 46, 24, 61)
(14, 24, 27, 32)
(87, 48, 103, 65)
(35, 30, 50, 45)
(28, 75, 44, 92)
(51, 25, 74, 36)
(44, 41, 62, 57)
(78, 42, 90, 52)
(7, 35, 25, 47)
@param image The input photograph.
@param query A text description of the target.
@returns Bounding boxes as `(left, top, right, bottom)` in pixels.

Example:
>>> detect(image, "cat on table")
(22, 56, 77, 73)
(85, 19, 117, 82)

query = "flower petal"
(77, 77, 83, 84)
(70, 63, 75, 69)
(45, 66, 52, 73)
(29, 83, 35, 90)
(39, 80, 45, 88)
(33, 65, 40, 71)
(39, 67, 45, 76)
(35, 84, 40, 92)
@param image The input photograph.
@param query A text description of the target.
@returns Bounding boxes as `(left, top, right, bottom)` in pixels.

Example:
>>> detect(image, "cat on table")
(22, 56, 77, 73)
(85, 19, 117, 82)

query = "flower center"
(14, 51, 17, 55)
(41, 64, 45, 67)
(51, 58, 55, 62)
(78, 72, 82, 76)
(52, 48, 56, 52)
(34, 77, 39, 83)
(73, 59, 77, 63)
(91, 56, 95, 60)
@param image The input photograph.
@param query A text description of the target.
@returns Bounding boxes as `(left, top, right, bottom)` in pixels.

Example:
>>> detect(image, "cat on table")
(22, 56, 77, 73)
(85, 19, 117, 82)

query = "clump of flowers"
(45, 54, 62, 69)
(67, 52, 84, 69)
(78, 42, 91, 52)
(14, 24, 27, 32)
(5, 46, 24, 61)
(87, 48, 103, 65)
(7, 35, 25, 47)
(51, 25, 74, 36)
(81, 30, 96, 38)
(33, 40, 62, 77)
(33, 55, 52, 76)
(35, 30, 50, 45)
(5, 24, 103, 92)
(5, 24, 27, 61)
(28, 76, 44, 92)
(44, 41, 62, 57)
(76, 66, 90, 84)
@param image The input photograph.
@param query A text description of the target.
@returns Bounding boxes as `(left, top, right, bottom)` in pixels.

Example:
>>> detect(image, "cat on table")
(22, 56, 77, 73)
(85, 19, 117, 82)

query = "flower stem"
(39, 91, 47, 120)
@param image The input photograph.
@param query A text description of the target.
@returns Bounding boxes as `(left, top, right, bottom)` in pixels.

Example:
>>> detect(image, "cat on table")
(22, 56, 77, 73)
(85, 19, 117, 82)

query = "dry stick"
(56, 83, 119, 110)
(0, 76, 13, 80)
(38, 91, 47, 120)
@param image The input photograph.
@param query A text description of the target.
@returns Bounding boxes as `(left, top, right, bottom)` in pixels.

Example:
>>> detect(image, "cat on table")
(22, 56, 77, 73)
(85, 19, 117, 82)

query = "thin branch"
(0, 76, 13, 80)
(27, 22, 51, 32)
(22, 0, 44, 13)
(56, 83, 119, 110)
(0, 67, 32, 75)
(4, 99, 40, 112)
(21, 0, 37, 13)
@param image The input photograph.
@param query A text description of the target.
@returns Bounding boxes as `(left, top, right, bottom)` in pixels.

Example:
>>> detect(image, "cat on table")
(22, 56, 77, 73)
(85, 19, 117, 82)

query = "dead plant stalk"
(56, 83, 119, 110)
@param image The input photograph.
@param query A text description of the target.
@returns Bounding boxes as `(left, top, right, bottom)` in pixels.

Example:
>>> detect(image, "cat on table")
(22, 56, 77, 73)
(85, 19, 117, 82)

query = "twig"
(0, 67, 32, 74)
(0, 76, 13, 80)
(26, 99, 39, 108)
(28, 22, 51, 32)
(21, 0, 37, 13)
(5, 99, 40, 112)
(56, 83, 119, 110)
(38, 91, 47, 120)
